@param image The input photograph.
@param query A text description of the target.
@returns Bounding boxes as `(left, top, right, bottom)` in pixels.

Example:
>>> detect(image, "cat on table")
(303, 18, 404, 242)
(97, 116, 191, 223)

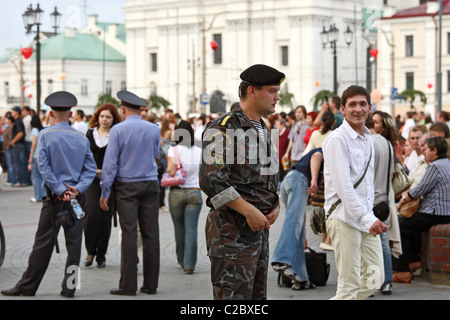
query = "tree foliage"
(149, 94, 171, 111)
(279, 87, 295, 110)
(311, 90, 334, 111)
(400, 89, 427, 111)
(96, 93, 120, 110)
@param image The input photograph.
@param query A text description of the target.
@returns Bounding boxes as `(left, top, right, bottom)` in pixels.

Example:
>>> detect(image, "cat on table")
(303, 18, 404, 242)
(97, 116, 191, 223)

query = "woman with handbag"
(393, 137, 450, 283)
(166, 121, 203, 274)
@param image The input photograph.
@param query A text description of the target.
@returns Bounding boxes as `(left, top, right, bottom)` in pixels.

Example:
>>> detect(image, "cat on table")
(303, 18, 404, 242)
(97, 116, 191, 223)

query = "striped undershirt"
(249, 119, 266, 143)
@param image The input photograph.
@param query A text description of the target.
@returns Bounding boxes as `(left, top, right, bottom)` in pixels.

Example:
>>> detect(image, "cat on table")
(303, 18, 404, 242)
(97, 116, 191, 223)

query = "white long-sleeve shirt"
(322, 120, 377, 233)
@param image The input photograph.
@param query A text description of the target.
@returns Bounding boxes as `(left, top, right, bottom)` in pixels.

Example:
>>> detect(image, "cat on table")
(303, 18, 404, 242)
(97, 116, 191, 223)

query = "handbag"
(392, 158, 411, 198)
(398, 198, 421, 218)
(277, 247, 330, 287)
(310, 179, 325, 208)
(160, 146, 187, 187)
(310, 207, 326, 235)
(373, 140, 391, 221)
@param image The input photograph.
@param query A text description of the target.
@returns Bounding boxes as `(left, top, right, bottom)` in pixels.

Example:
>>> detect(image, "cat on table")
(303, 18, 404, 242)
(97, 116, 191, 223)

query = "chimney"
(427, 0, 439, 14)
(108, 24, 119, 37)
(88, 14, 98, 27)
(383, 5, 396, 18)
(65, 27, 77, 38)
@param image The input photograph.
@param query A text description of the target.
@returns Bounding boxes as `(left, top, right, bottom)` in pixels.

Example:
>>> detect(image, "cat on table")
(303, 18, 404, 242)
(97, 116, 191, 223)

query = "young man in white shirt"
(323, 85, 387, 300)
(72, 109, 88, 135)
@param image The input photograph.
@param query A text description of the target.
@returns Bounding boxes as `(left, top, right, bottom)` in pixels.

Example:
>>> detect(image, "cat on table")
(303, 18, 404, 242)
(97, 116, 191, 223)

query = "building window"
(150, 53, 157, 72)
(47, 79, 53, 95)
(106, 81, 112, 95)
(448, 33, 450, 54)
(213, 34, 222, 65)
(406, 35, 414, 57)
(406, 72, 414, 90)
(81, 79, 88, 96)
(447, 71, 450, 92)
(281, 46, 289, 66)
(4, 81, 9, 97)
(121, 81, 127, 91)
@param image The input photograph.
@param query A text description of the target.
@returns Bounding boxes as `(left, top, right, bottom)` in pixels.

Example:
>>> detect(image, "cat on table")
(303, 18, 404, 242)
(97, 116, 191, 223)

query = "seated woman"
(393, 136, 450, 283)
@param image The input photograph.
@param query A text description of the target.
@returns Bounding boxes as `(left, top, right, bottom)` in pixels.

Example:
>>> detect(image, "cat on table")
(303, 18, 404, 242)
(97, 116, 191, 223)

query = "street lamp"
(321, 24, 353, 95)
(201, 10, 230, 114)
(50, 7, 62, 35)
(22, 4, 61, 113)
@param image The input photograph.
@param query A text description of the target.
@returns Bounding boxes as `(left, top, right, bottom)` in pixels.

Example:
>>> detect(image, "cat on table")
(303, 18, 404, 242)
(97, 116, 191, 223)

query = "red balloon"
(428, 83, 433, 89)
(369, 49, 379, 58)
(21, 47, 33, 59)
(210, 41, 218, 51)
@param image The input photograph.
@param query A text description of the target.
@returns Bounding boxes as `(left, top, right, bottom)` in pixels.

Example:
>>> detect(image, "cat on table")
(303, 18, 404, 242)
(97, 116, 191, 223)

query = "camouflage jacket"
(199, 104, 279, 214)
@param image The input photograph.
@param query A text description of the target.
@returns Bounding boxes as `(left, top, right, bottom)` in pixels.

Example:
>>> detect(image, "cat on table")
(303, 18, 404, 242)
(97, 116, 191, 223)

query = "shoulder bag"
(398, 197, 421, 218)
(392, 158, 411, 198)
(372, 140, 391, 221)
(161, 146, 187, 187)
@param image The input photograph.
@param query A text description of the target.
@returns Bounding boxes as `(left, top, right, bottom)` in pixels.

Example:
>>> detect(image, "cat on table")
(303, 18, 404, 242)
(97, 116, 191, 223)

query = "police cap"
(44, 91, 77, 111)
(240, 64, 285, 86)
(117, 90, 147, 109)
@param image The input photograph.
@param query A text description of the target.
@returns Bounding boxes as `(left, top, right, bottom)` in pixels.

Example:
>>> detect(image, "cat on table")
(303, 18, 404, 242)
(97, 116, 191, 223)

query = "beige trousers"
(327, 218, 384, 300)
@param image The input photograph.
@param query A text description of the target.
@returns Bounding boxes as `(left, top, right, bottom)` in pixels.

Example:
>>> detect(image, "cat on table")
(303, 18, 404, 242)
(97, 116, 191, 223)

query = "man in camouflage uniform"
(200, 64, 284, 300)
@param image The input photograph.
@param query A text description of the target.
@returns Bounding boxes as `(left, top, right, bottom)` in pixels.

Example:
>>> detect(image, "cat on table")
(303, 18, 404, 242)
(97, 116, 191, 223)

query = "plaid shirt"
(409, 158, 450, 216)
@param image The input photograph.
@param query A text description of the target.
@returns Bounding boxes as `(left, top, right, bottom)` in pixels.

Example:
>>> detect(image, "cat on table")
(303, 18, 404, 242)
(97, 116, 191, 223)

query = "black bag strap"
(326, 147, 372, 219)
(385, 140, 391, 200)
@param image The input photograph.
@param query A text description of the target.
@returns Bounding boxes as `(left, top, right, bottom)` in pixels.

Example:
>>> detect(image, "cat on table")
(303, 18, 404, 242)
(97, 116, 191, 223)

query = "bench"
(421, 224, 450, 285)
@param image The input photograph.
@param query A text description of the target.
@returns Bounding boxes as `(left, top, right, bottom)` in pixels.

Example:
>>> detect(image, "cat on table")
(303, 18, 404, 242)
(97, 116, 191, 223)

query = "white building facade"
(0, 15, 126, 117)
(124, 0, 382, 116)
(377, 0, 450, 118)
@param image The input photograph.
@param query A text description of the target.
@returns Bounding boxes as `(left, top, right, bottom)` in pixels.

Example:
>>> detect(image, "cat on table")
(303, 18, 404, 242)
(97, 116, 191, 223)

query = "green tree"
(311, 90, 334, 111)
(149, 94, 171, 112)
(95, 93, 120, 109)
(279, 87, 295, 109)
(400, 89, 427, 111)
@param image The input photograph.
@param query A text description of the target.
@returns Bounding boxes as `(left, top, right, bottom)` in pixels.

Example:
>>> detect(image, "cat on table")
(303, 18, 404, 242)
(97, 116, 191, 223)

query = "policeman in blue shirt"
(1, 91, 97, 298)
(100, 90, 161, 296)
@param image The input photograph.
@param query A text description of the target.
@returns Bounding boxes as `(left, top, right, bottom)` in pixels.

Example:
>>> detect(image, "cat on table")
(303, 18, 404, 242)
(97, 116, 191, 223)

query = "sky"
(0, 0, 126, 56)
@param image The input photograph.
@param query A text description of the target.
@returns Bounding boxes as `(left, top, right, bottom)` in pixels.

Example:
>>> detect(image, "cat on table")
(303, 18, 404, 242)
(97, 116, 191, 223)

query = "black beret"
(117, 90, 147, 109)
(44, 91, 77, 111)
(240, 64, 285, 86)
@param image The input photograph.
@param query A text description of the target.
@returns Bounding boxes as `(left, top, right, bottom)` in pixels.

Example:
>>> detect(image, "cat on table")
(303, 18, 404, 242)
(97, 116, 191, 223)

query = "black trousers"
(15, 194, 85, 295)
(115, 180, 160, 291)
(393, 212, 450, 272)
(84, 177, 114, 263)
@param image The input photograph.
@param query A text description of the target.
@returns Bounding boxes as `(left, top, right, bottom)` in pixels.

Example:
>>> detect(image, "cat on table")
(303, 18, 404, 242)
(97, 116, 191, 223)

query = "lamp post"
(437, 0, 443, 114)
(201, 10, 230, 114)
(321, 24, 353, 95)
(22, 4, 61, 113)
(50, 7, 62, 36)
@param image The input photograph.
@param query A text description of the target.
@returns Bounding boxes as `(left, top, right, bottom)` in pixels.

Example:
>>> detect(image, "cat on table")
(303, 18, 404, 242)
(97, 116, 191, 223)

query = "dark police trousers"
(115, 180, 160, 291)
(15, 194, 85, 295)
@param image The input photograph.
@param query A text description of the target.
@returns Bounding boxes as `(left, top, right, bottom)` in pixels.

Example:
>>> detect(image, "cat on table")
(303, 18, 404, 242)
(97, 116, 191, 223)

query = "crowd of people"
(0, 77, 449, 299)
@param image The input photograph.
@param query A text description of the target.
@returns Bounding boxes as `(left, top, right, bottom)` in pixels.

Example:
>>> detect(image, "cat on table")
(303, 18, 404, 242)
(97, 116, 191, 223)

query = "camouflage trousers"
(206, 208, 269, 300)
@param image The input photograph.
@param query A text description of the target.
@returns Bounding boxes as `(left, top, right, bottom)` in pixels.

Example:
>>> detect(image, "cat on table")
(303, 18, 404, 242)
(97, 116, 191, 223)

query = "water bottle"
(70, 198, 85, 219)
